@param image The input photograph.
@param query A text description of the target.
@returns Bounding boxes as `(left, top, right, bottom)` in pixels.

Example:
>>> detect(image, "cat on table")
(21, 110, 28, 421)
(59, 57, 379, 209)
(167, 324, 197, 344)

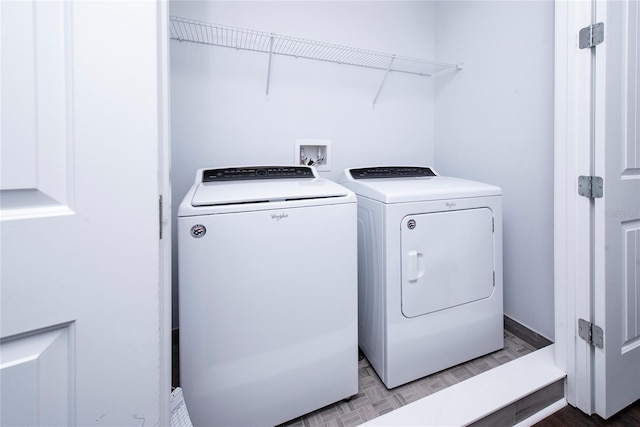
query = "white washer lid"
(191, 178, 350, 206)
(178, 166, 354, 217)
(339, 167, 501, 203)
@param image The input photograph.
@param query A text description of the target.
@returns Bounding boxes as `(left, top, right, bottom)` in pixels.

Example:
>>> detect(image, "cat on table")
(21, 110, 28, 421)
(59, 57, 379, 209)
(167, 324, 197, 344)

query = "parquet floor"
(280, 325, 548, 427)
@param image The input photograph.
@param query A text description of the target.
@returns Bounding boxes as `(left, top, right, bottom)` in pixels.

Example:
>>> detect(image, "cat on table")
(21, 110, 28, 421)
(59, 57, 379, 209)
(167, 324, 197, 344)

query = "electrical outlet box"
(295, 139, 331, 172)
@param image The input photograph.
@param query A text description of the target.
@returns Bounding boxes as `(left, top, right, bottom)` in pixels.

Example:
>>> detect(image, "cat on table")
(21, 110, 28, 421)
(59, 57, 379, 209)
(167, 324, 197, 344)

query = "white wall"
(170, 1, 438, 327)
(434, 1, 555, 339)
(170, 0, 556, 340)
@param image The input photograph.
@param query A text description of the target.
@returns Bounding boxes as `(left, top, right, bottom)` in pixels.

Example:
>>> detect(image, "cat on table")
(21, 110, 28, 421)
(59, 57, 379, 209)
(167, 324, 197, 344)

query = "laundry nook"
(2, 0, 639, 426)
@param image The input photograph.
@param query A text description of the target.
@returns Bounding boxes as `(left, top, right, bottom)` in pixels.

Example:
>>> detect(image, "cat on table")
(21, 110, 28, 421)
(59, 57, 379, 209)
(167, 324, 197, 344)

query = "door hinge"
(578, 318, 604, 349)
(578, 175, 603, 199)
(159, 194, 164, 240)
(579, 22, 604, 49)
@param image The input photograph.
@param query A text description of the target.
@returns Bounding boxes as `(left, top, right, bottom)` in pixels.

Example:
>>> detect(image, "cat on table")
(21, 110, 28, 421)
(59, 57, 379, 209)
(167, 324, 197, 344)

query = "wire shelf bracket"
(266, 35, 275, 97)
(169, 15, 463, 105)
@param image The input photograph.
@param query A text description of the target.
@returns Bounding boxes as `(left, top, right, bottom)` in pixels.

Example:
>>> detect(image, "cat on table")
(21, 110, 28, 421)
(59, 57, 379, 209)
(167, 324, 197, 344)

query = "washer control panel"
(350, 167, 437, 179)
(203, 166, 315, 182)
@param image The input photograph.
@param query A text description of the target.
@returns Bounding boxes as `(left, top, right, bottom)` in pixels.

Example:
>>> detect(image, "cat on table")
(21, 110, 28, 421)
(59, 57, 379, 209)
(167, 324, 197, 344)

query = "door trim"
(554, 0, 595, 414)
(157, 1, 172, 424)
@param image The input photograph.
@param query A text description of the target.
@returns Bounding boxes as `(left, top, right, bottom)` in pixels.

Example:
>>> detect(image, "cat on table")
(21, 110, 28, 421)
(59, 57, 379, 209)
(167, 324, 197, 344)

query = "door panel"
(1, 0, 72, 219)
(623, 0, 640, 172)
(623, 222, 640, 343)
(401, 208, 495, 318)
(0, 326, 72, 426)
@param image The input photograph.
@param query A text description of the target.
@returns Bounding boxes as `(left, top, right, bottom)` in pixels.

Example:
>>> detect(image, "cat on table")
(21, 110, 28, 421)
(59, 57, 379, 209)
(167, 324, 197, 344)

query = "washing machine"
(178, 166, 358, 426)
(338, 166, 503, 389)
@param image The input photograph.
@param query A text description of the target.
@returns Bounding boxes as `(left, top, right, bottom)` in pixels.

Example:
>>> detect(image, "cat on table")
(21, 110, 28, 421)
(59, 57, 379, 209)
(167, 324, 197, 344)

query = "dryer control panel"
(203, 166, 315, 182)
(350, 167, 437, 179)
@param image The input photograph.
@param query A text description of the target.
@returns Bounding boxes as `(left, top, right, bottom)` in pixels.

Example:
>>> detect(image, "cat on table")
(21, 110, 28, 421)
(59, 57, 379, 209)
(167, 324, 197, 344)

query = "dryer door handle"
(405, 250, 425, 282)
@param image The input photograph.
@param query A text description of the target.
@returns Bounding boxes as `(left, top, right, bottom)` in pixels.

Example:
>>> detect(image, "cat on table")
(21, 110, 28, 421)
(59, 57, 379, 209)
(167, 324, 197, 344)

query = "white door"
(1, 1, 170, 425)
(593, 0, 640, 418)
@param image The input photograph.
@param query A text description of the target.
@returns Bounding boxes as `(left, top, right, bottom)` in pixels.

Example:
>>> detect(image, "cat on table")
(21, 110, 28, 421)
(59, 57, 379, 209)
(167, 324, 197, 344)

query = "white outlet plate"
(295, 139, 331, 172)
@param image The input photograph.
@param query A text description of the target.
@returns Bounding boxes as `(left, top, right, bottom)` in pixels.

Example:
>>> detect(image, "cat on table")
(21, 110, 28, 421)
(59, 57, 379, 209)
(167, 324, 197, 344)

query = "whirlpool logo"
(190, 224, 206, 238)
(271, 213, 289, 221)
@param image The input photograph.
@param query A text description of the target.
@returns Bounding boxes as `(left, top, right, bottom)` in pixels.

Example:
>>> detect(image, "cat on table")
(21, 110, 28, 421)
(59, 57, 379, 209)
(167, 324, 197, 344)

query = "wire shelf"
(169, 15, 462, 104)
(170, 16, 460, 76)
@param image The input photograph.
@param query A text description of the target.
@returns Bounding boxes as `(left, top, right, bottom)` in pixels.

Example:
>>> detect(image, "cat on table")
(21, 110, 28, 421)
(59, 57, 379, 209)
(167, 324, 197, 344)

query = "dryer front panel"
(400, 208, 495, 318)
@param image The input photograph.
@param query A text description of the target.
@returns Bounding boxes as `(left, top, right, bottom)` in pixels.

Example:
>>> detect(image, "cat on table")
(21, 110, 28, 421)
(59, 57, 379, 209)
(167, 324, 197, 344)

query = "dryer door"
(401, 208, 495, 318)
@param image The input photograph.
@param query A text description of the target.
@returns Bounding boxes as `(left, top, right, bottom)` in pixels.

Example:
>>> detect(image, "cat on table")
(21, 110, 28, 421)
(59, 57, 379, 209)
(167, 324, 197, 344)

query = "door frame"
(554, 0, 607, 415)
(158, 0, 172, 425)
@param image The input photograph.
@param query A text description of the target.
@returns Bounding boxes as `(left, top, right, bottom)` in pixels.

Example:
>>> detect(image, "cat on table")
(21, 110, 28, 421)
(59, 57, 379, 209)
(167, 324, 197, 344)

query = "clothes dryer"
(339, 166, 503, 389)
(178, 166, 358, 426)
